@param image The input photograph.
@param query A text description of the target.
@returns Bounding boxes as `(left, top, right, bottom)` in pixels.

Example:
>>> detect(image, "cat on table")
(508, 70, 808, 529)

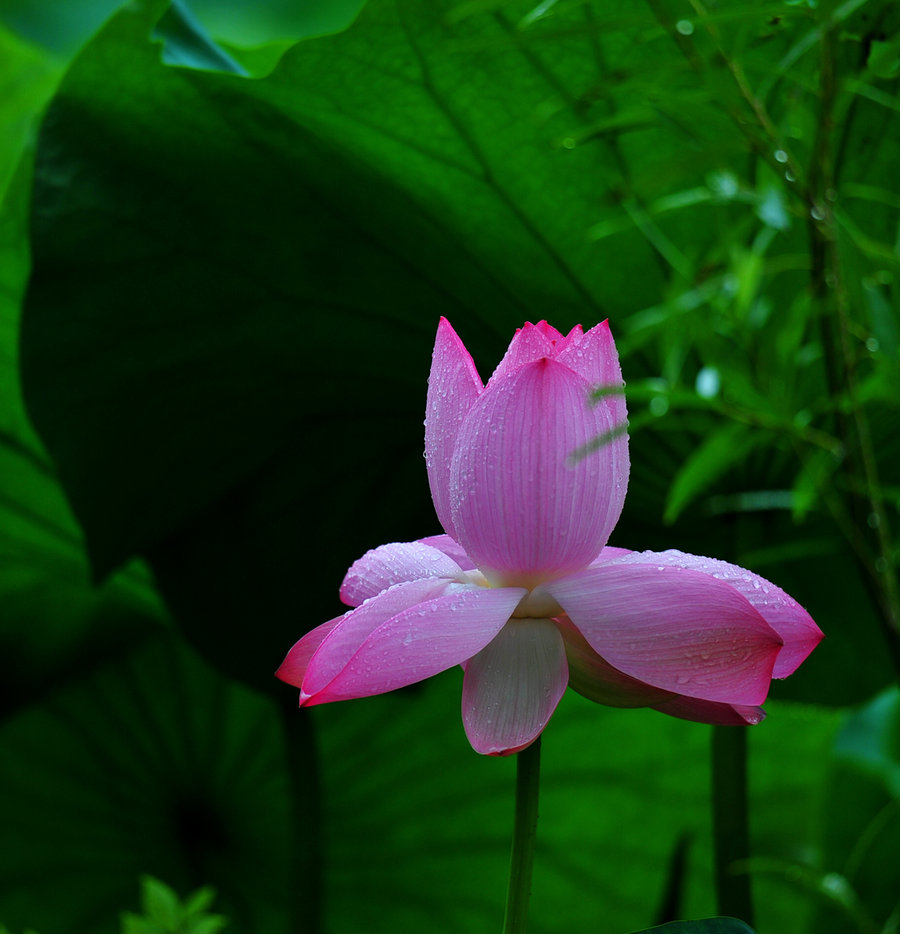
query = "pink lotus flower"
(277, 319, 823, 755)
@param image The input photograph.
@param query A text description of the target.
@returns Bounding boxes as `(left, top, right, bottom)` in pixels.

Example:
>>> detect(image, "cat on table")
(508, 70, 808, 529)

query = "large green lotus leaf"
(0, 420, 167, 714)
(0, 0, 125, 55)
(0, 613, 840, 934)
(21, 0, 701, 581)
(609, 434, 893, 710)
(153, 0, 368, 77)
(803, 689, 900, 934)
(21, 0, 892, 707)
(0, 629, 305, 934)
(314, 681, 840, 934)
(0, 59, 167, 712)
(189, 0, 366, 46)
(0, 0, 365, 57)
(1, 22, 60, 443)
(629, 921, 755, 934)
(21, 0, 667, 689)
(0, 24, 62, 201)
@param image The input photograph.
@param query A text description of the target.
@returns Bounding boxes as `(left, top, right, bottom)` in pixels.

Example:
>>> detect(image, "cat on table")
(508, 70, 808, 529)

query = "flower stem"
(502, 735, 542, 934)
(711, 726, 754, 926)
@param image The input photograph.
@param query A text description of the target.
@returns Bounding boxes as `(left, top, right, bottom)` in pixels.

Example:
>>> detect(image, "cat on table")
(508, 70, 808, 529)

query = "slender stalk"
(711, 726, 754, 927)
(502, 736, 542, 934)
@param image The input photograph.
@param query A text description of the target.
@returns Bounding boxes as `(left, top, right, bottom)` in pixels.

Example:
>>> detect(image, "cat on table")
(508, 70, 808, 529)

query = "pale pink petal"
(556, 616, 765, 723)
(340, 541, 464, 607)
(489, 321, 561, 384)
(306, 585, 526, 705)
(652, 695, 766, 726)
(275, 617, 343, 687)
(425, 318, 483, 540)
(556, 615, 671, 707)
(300, 578, 457, 698)
(462, 618, 568, 755)
(417, 533, 477, 570)
(555, 319, 627, 427)
(542, 563, 782, 705)
(587, 545, 633, 567)
(450, 358, 628, 585)
(610, 550, 823, 678)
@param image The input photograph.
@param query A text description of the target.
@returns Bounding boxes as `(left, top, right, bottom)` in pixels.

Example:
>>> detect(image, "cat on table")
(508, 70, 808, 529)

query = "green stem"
(711, 726, 754, 927)
(502, 735, 542, 934)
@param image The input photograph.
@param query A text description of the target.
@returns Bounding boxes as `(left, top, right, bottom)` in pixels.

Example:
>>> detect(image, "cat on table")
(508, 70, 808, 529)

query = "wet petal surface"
(462, 618, 568, 755)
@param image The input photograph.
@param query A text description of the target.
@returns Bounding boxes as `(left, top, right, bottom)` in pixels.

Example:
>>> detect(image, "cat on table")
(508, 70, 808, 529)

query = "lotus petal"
(543, 563, 782, 705)
(450, 358, 627, 586)
(425, 317, 483, 540)
(305, 584, 526, 704)
(608, 550, 823, 677)
(462, 618, 568, 755)
(340, 541, 464, 607)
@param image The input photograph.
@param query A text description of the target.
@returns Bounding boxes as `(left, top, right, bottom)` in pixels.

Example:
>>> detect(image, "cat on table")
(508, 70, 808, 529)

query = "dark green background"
(2, 0, 899, 931)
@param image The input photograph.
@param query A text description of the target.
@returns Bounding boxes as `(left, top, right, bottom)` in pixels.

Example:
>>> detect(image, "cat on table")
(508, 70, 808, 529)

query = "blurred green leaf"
(314, 679, 839, 933)
(812, 690, 900, 933)
(153, 1, 248, 75)
(187, 920, 229, 934)
(0, 421, 168, 714)
(0, 622, 841, 934)
(21, 0, 669, 691)
(0, 0, 124, 56)
(0, 39, 165, 713)
(755, 690, 900, 934)
(141, 877, 182, 928)
(0, 24, 62, 200)
(120, 876, 228, 934)
(5, 2, 900, 934)
(0, 631, 301, 933)
(628, 919, 755, 934)
(0, 0, 365, 58)
(664, 423, 766, 524)
(189, 0, 366, 47)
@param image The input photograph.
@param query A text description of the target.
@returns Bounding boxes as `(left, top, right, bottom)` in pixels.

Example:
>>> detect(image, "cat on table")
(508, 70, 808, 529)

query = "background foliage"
(1, 0, 899, 931)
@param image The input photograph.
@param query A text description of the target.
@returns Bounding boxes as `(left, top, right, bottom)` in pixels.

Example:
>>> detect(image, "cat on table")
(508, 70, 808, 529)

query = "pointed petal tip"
(462, 619, 567, 756)
(652, 694, 768, 725)
(609, 549, 825, 680)
(451, 357, 628, 580)
(475, 735, 540, 757)
(546, 563, 781, 707)
(311, 585, 524, 706)
(275, 646, 307, 688)
(274, 659, 294, 685)
(426, 318, 484, 540)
